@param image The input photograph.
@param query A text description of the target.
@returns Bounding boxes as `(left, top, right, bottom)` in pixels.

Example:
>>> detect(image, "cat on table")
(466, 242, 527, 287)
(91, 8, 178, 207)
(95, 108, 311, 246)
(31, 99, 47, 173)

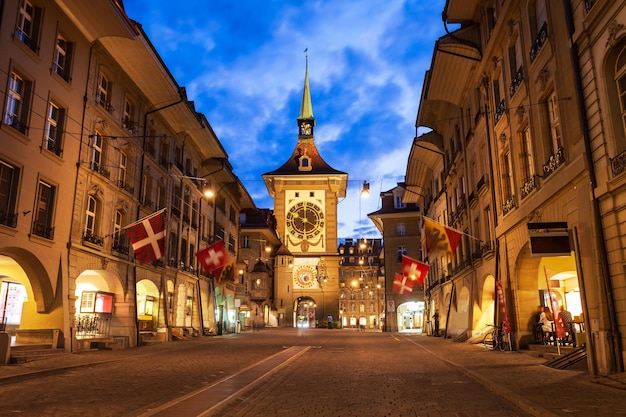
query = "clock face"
(295, 265, 316, 288)
(286, 201, 324, 240)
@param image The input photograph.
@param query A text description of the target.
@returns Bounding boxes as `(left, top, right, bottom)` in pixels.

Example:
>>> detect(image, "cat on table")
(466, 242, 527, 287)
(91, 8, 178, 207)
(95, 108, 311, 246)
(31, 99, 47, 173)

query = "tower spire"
(298, 51, 315, 137)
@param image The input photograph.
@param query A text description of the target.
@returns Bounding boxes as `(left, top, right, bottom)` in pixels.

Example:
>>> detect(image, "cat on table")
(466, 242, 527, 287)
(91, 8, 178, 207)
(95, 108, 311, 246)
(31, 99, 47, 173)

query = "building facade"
(0, 0, 252, 357)
(337, 238, 384, 330)
(236, 208, 280, 329)
(369, 185, 424, 333)
(407, 0, 626, 376)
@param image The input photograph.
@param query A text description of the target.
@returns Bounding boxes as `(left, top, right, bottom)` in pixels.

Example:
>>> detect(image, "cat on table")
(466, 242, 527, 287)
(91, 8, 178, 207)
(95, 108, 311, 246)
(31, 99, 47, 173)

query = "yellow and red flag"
(423, 217, 462, 255)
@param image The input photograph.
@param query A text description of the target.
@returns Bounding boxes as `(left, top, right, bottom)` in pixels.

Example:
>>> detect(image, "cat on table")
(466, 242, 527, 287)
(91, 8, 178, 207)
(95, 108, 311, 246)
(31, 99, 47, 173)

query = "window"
(520, 127, 535, 179)
(85, 196, 98, 236)
(90, 133, 103, 172)
(16, 0, 42, 53)
(520, 127, 537, 198)
(118, 152, 127, 187)
(4, 71, 32, 134)
(228, 234, 236, 253)
(0, 160, 20, 228)
(53, 34, 73, 82)
(509, 37, 524, 97)
(396, 223, 406, 236)
(394, 195, 406, 209)
(241, 235, 250, 248)
(112, 210, 128, 253)
(44, 101, 65, 156)
(501, 150, 516, 214)
(397, 245, 408, 262)
(123, 98, 135, 131)
(96, 72, 112, 112)
(157, 181, 167, 209)
(33, 180, 55, 239)
(547, 92, 563, 152)
(502, 150, 514, 199)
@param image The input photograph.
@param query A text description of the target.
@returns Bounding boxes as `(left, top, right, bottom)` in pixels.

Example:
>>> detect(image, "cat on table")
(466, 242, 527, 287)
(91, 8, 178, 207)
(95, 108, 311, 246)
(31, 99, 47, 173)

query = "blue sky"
(123, 0, 447, 238)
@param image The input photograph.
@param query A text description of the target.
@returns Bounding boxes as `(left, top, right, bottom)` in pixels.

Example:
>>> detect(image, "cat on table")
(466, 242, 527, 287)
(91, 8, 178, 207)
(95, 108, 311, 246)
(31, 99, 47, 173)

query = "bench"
(14, 329, 61, 348)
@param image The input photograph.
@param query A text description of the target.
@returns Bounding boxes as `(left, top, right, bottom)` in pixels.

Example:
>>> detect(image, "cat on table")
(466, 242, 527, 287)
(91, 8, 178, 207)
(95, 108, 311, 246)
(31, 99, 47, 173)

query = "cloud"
(123, 0, 447, 237)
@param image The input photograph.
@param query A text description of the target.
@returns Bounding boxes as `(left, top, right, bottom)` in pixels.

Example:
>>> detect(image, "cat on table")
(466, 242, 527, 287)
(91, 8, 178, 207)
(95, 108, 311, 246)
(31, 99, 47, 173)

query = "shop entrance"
(397, 301, 425, 332)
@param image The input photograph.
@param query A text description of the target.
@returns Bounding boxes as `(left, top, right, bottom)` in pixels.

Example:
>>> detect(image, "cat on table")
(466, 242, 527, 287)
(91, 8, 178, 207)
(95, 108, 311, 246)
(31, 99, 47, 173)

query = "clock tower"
(263, 57, 347, 328)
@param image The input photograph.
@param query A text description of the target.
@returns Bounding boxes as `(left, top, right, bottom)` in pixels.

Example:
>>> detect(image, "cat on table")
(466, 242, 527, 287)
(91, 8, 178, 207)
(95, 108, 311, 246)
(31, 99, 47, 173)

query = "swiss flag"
(125, 210, 166, 264)
(402, 255, 429, 286)
(393, 273, 415, 295)
(196, 241, 228, 275)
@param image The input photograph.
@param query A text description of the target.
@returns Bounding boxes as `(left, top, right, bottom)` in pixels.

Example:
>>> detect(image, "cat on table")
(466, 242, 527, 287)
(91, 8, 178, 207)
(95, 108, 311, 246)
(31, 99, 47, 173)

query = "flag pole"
(544, 266, 561, 355)
(123, 207, 167, 230)
(423, 216, 481, 242)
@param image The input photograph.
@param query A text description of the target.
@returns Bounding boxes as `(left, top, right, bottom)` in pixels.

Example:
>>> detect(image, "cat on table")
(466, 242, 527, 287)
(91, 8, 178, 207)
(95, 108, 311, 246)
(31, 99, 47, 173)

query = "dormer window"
(298, 155, 312, 171)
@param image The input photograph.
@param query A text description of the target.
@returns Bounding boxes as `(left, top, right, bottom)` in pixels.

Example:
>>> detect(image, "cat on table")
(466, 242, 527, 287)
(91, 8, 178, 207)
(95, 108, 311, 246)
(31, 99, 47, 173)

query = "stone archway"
(294, 296, 317, 328)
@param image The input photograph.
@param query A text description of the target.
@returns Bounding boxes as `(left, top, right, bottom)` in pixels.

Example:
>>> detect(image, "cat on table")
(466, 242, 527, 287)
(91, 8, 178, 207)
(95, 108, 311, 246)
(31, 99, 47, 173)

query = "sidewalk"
(408, 334, 626, 416)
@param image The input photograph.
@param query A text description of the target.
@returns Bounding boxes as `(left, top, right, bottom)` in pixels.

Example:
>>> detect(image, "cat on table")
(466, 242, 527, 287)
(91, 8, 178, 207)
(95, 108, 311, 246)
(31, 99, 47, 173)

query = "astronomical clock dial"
(285, 201, 324, 240)
(294, 265, 316, 288)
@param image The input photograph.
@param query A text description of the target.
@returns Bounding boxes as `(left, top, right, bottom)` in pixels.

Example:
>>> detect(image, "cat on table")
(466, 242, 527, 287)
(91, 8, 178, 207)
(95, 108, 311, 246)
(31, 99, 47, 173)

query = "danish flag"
(125, 209, 167, 264)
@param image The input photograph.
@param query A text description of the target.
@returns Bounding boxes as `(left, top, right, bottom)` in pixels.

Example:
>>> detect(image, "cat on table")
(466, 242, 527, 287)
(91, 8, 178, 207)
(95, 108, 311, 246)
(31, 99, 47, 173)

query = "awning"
(417, 26, 481, 132)
(403, 132, 444, 203)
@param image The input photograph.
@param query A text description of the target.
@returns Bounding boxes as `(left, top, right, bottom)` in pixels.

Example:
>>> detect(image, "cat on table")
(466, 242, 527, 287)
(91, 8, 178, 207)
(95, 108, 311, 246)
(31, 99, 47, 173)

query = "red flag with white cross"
(402, 255, 429, 286)
(125, 209, 167, 264)
(196, 241, 228, 275)
(393, 273, 415, 295)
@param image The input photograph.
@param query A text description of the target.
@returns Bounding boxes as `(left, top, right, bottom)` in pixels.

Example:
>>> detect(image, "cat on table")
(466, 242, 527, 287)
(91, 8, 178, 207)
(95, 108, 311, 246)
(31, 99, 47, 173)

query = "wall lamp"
(360, 181, 370, 197)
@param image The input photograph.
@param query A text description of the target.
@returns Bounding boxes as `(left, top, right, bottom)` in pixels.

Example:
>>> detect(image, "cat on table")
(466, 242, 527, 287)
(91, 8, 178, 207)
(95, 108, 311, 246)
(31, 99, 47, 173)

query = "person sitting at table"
(539, 306, 554, 344)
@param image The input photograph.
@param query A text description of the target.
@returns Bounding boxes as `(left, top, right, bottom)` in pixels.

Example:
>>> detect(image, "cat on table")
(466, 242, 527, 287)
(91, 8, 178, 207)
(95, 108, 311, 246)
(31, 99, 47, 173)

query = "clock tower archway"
(263, 57, 347, 327)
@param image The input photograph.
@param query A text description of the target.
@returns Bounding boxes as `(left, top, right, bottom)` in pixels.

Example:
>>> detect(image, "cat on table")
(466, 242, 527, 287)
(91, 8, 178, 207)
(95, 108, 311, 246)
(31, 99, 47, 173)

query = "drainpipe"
(564, 0, 623, 374)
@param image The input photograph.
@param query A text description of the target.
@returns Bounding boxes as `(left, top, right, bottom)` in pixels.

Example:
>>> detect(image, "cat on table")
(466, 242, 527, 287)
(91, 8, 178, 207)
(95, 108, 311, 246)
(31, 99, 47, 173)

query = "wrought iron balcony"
(542, 147, 564, 178)
(520, 175, 538, 199)
(610, 149, 626, 177)
(502, 195, 517, 216)
(509, 66, 524, 97)
(32, 222, 55, 240)
(494, 99, 506, 124)
(530, 22, 548, 63)
(83, 231, 104, 246)
(0, 211, 18, 228)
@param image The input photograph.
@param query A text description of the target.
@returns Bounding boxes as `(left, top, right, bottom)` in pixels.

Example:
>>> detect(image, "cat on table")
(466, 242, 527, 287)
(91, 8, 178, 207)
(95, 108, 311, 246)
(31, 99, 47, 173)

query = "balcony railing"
(117, 180, 134, 195)
(494, 99, 506, 124)
(32, 222, 55, 240)
(530, 22, 548, 63)
(520, 175, 538, 199)
(0, 211, 18, 228)
(502, 195, 517, 216)
(83, 231, 104, 246)
(509, 66, 524, 97)
(542, 147, 564, 178)
(610, 149, 626, 177)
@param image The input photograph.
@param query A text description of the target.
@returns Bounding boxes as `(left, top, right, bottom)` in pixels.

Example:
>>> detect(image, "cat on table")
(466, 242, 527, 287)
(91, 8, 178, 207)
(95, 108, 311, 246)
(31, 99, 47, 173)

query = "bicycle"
(482, 323, 511, 351)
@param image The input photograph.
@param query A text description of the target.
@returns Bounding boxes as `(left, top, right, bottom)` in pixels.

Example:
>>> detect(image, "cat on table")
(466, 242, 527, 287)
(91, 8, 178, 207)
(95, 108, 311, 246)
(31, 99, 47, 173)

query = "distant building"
(337, 238, 384, 330)
(369, 185, 423, 332)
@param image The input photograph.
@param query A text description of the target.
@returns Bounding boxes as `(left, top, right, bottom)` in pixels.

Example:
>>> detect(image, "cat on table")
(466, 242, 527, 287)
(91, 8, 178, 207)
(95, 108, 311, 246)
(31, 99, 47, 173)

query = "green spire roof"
(298, 56, 314, 121)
